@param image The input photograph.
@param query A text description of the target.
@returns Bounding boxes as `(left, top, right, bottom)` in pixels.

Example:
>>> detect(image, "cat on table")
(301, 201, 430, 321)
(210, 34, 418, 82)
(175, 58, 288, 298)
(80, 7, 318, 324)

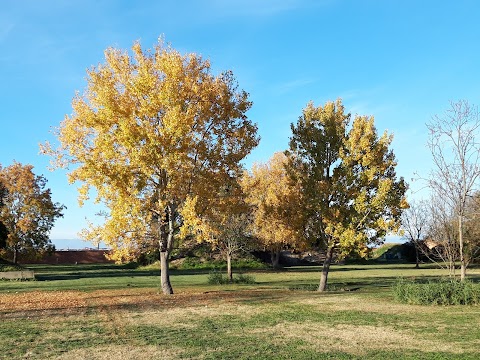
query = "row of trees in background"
(4, 39, 476, 294)
(402, 100, 480, 279)
(43, 39, 407, 294)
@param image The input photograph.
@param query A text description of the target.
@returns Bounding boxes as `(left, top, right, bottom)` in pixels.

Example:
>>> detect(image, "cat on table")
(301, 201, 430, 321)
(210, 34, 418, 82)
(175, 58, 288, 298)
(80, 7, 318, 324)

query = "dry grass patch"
(254, 322, 464, 356)
(126, 300, 262, 329)
(293, 293, 441, 315)
(53, 344, 184, 360)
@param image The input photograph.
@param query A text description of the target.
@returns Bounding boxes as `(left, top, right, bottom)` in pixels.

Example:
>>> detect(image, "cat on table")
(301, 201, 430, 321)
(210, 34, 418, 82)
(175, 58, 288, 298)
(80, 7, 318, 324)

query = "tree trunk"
(459, 215, 466, 281)
(414, 244, 420, 269)
(226, 252, 233, 283)
(160, 251, 173, 294)
(271, 248, 280, 269)
(13, 246, 18, 265)
(318, 246, 334, 292)
(460, 262, 466, 281)
(158, 204, 175, 295)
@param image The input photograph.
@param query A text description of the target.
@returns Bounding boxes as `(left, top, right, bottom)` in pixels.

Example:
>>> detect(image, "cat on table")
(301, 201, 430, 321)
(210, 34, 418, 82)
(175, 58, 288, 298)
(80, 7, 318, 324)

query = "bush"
(207, 271, 256, 285)
(288, 282, 360, 292)
(0, 259, 24, 272)
(207, 271, 224, 284)
(236, 273, 256, 284)
(394, 278, 480, 305)
(0, 265, 20, 272)
(137, 249, 160, 266)
(288, 283, 318, 291)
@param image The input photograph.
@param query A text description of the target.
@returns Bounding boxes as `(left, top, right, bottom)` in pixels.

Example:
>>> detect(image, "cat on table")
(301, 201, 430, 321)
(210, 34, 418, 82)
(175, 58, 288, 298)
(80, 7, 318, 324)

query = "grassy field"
(1, 263, 480, 359)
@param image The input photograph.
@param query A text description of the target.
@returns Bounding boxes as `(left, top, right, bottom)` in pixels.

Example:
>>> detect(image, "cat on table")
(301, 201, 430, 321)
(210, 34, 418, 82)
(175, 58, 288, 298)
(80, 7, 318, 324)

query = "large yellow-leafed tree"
(43, 39, 259, 294)
(286, 100, 407, 291)
(241, 152, 304, 268)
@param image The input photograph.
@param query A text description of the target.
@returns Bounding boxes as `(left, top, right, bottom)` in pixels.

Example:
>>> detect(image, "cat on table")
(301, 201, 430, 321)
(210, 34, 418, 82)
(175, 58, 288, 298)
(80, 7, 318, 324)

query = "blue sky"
(1, 0, 479, 248)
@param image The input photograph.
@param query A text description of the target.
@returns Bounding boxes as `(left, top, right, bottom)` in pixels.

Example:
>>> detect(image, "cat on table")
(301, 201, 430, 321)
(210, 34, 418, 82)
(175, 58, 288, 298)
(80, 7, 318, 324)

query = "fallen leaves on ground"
(0, 288, 284, 316)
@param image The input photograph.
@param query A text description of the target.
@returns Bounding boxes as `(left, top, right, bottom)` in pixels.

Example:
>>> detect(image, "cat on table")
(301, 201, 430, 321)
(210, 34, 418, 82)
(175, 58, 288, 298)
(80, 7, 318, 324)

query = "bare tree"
(402, 196, 460, 275)
(462, 193, 480, 266)
(426, 193, 459, 276)
(401, 199, 429, 268)
(214, 212, 253, 282)
(427, 100, 480, 280)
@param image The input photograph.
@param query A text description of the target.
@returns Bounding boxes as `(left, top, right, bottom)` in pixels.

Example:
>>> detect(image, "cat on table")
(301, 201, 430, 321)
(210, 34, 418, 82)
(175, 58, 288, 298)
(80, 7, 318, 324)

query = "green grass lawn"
(1, 263, 480, 359)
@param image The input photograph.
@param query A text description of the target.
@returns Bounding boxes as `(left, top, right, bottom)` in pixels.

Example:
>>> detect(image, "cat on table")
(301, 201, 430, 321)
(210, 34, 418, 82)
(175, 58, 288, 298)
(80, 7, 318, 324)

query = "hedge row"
(394, 278, 480, 305)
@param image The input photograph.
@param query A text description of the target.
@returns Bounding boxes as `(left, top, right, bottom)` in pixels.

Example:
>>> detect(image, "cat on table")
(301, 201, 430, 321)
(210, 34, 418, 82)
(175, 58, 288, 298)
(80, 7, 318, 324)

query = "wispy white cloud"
(274, 78, 317, 95)
(338, 87, 393, 119)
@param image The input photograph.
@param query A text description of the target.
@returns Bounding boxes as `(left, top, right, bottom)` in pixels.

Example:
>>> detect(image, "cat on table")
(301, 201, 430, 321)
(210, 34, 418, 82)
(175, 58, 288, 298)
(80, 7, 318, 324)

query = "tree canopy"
(43, 39, 259, 294)
(241, 152, 304, 268)
(180, 174, 253, 281)
(0, 162, 64, 264)
(286, 99, 407, 291)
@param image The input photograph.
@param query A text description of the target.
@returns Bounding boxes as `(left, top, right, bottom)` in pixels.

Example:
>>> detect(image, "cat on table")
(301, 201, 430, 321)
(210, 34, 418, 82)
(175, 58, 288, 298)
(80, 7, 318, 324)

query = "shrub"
(207, 271, 225, 284)
(394, 278, 480, 305)
(0, 265, 20, 272)
(236, 273, 256, 284)
(207, 271, 256, 285)
(0, 259, 24, 272)
(137, 249, 160, 266)
(288, 282, 359, 292)
(288, 283, 318, 291)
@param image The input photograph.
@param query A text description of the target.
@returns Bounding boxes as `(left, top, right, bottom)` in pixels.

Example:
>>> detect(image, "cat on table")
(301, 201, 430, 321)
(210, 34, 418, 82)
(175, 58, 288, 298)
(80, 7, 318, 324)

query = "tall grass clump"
(207, 271, 256, 285)
(394, 278, 480, 305)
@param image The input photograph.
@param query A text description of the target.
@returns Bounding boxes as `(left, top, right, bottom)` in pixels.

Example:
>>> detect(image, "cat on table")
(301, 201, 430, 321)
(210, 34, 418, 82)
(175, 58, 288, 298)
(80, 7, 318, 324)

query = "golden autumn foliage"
(43, 39, 259, 294)
(286, 99, 407, 290)
(241, 152, 304, 267)
(0, 162, 64, 264)
(0, 182, 7, 248)
(180, 176, 253, 280)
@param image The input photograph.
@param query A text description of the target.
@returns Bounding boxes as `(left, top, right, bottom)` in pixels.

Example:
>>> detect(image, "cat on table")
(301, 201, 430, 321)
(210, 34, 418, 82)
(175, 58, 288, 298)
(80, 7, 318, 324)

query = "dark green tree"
(286, 99, 407, 291)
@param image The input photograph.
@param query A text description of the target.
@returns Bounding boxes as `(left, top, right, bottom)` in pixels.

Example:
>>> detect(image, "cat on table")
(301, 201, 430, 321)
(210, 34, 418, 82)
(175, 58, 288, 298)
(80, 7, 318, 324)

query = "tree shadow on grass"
(29, 263, 260, 281)
(261, 275, 447, 292)
(22, 262, 480, 286)
(20, 263, 156, 281)
(34, 270, 160, 281)
(280, 262, 442, 273)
